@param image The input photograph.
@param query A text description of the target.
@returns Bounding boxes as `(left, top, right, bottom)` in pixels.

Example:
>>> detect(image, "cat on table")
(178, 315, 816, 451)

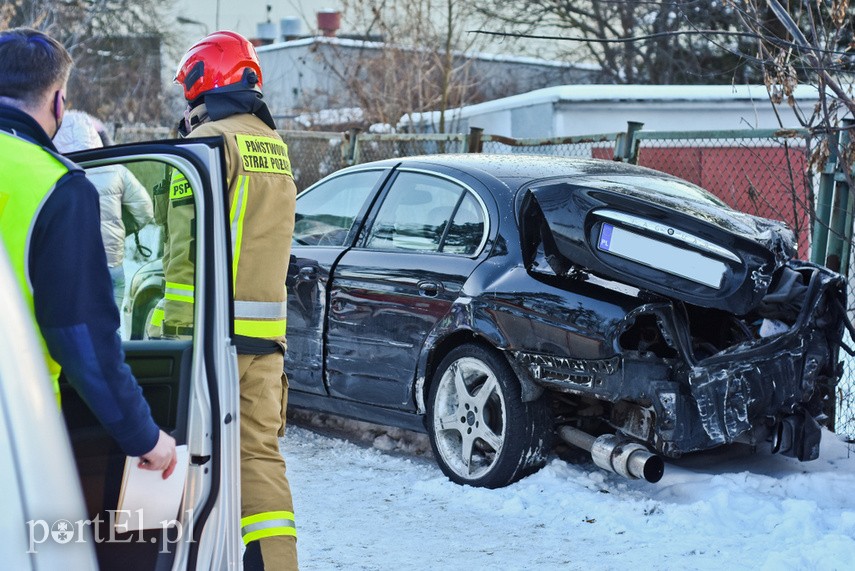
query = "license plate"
(598, 223, 725, 289)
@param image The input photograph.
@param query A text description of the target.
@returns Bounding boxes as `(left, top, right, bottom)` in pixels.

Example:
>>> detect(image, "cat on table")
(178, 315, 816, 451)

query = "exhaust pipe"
(559, 426, 665, 483)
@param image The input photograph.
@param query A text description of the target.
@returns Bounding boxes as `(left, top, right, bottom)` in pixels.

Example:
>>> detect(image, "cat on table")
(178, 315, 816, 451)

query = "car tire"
(132, 292, 160, 340)
(427, 344, 553, 488)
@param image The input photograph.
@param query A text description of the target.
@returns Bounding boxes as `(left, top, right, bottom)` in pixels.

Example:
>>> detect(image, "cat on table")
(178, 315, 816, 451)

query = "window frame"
(359, 168, 490, 258)
(293, 167, 389, 248)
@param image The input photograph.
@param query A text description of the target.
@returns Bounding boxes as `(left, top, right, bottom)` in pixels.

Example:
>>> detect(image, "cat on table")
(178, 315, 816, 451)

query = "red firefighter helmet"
(174, 30, 263, 102)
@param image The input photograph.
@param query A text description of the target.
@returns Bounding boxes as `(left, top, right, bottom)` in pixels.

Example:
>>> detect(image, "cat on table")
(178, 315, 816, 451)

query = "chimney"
(317, 10, 341, 37)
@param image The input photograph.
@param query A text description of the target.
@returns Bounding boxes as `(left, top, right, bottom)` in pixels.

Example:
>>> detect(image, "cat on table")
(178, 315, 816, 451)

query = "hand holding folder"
(115, 444, 190, 531)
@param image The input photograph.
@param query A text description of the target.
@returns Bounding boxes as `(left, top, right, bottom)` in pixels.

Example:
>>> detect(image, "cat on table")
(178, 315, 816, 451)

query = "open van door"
(63, 139, 241, 570)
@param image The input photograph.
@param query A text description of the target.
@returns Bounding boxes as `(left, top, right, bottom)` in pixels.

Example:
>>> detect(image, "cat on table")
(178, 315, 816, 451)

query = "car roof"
(357, 153, 669, 180)
(346, 154, 720, 200)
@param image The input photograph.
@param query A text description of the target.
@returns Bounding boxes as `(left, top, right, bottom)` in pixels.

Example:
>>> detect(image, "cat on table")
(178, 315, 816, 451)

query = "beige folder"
(114, 444, 190, 531)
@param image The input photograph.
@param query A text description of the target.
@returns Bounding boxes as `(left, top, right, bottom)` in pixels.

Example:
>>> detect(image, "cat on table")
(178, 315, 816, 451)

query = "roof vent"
(256, 21, 277, 41)
(281, 17, 302, 40)
(317, 10, 340, 37)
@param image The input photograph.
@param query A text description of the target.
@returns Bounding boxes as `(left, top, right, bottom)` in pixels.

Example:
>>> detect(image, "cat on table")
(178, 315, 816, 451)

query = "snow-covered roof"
(291, 107, 364, 128)
(256, 35, 598, 70)
(403, 84, 822, 124)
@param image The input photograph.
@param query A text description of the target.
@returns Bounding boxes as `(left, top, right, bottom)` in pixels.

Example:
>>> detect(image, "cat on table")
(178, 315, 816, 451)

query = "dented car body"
(283, 154, 846, 487)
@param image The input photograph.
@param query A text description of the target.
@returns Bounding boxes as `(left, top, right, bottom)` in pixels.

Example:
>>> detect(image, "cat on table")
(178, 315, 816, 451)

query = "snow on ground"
(282, 412, 855, 571)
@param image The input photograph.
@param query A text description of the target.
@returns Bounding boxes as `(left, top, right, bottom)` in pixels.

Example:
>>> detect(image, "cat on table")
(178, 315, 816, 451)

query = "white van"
(0, 139, 242, 569)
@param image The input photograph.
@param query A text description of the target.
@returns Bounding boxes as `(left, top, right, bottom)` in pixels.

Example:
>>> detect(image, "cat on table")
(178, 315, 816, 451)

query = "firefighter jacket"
(0, 104, 159, 456)
(161, 103, 296, 348)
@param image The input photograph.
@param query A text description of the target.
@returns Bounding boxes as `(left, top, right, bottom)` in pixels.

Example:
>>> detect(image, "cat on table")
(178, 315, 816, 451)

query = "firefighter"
(0, 28, 177, 476)
(170, 31, 298, 570)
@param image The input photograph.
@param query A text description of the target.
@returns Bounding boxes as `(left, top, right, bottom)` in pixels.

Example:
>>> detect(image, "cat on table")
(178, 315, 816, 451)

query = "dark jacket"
(0, 104, 159, 456)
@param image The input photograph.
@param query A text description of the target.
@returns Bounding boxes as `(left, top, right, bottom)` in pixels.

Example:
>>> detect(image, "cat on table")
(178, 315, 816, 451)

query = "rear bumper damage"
(678, 263, 843, 459)
(516, 262, 846, 460)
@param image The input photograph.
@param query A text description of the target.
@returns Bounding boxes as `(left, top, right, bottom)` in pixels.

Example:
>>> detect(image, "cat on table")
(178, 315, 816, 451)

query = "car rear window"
(588, 175, 729, 208)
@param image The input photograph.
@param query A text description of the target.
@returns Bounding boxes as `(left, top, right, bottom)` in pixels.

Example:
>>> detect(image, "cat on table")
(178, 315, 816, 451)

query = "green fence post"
(612, 131, 625, 162)
(826, 122, 852, 273)
(840, 119, 855, 276)
(811, 129, 839, 265)
(621, 121, 644, 164)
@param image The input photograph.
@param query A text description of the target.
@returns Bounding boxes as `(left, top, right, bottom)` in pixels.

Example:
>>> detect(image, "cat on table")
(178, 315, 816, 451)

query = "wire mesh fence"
(480, 133, 621, 159)
(632, 131, 814, 259)
(278, 130, 346, 192)
(352, 133, 468, 164)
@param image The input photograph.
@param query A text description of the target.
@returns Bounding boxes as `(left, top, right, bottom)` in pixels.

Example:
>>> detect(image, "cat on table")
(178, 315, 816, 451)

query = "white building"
(255, 37, 602, 124)
(405, 84, 824, 137)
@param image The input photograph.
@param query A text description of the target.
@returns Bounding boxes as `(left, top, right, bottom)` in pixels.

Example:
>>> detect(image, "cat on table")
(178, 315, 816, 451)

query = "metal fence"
(631, 128, 814, 258)
(113, 122, 855, 437)
(478, 131, 622, 159)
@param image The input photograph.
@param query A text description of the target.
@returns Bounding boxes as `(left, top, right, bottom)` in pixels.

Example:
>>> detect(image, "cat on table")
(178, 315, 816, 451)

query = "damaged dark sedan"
(285, 154, 847, 488)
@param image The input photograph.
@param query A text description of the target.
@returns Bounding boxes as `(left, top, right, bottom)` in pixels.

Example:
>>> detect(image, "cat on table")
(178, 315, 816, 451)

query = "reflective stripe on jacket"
(0, 130, 71, 394)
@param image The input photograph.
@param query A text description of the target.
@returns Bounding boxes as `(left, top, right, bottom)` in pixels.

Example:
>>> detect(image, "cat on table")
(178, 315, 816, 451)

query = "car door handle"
(418, 281, 442, 297)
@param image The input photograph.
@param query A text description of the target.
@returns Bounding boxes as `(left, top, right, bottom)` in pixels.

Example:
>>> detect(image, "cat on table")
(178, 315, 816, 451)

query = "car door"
(326, 168, 491, 409)
(286, 168, 391, 395)
(63, 140, 241, 570)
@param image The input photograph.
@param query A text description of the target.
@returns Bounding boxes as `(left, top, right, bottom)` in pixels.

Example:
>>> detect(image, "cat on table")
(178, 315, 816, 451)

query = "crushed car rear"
(515, 163, 846, 462)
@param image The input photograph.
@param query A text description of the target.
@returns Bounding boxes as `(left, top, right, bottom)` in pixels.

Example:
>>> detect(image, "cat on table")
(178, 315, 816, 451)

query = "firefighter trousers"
(238, 351, 298, 570)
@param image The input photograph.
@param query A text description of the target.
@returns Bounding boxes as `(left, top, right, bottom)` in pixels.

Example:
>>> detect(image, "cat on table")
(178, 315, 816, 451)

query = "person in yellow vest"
(0, 28, 177, 476)
(171, 31, 298, 570)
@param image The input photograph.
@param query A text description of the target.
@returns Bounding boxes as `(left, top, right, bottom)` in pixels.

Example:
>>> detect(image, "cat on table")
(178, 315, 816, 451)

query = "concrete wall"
(257, 40, 340, 116)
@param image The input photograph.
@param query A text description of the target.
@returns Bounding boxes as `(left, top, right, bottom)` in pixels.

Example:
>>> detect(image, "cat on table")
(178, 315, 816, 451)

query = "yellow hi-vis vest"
(0, 130, 72, 397)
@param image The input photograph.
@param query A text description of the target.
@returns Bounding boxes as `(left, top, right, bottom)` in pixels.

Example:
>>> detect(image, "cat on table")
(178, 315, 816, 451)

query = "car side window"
(364, 172, 471, 252)
(293, 170, 381, 246)
(442, 191, 485, 255)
